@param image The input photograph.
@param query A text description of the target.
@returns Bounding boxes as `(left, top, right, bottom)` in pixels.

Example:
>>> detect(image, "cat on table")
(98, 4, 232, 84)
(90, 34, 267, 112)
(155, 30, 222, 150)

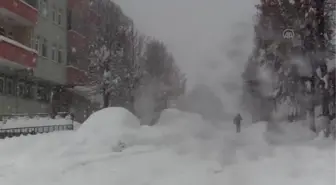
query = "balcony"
(88, 8, 100, 26)
(68, 0, 86, 10)
(0, 36, 37, 69)
(0, 0, 38, 26)
(66, 66, 88, 85)
(68, 30, 86, 50)
(67, 11, 87, 50)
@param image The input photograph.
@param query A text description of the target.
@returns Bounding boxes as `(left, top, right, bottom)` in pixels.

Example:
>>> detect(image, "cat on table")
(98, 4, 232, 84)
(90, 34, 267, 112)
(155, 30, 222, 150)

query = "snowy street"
(0, 108, 334, 185)
(0, 0, 334, 183)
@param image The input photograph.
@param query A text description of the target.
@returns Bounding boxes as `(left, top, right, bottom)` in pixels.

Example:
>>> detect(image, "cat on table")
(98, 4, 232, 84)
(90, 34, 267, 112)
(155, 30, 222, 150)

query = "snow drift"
(68, 107, 141, 154)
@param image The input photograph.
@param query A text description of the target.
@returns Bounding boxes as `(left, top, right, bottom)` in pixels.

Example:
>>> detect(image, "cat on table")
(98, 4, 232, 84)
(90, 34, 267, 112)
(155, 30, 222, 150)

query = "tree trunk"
(309, 77, 316, 133)
(103, 91, 110, 108)
(315, 0, 330, 137)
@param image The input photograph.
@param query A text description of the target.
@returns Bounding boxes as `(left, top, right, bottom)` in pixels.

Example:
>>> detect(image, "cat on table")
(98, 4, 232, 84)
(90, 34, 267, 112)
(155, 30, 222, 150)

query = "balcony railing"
(0, 36, 37, 68)
(0, 0, 38, 25)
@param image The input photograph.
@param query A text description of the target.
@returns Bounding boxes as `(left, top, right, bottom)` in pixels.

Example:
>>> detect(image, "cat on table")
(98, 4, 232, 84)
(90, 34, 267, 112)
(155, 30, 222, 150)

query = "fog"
(113, 0, 259, 118)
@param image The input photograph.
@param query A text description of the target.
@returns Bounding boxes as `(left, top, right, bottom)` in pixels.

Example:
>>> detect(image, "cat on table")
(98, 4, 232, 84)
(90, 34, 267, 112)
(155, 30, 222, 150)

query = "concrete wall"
(33, 0, 68, 84)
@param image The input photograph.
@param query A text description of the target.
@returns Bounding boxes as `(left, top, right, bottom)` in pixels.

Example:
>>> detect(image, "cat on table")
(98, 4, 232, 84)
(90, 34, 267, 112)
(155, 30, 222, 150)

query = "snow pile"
(264, 121, 318, 145)
(68, 107, 141, 154)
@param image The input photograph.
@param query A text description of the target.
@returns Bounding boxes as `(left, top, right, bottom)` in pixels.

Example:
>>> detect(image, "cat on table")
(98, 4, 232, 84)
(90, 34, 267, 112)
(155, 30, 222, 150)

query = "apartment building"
(0, 0, 99, 122)
(66, 0, 100, 122)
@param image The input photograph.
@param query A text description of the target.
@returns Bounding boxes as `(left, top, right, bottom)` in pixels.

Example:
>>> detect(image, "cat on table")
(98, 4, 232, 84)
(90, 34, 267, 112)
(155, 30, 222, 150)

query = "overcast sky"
(113, 0, 258, 114)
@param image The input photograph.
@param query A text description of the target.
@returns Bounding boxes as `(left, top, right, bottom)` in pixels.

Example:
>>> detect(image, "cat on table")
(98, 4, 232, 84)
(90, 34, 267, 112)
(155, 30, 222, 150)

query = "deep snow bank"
(68, 107, 141, 154)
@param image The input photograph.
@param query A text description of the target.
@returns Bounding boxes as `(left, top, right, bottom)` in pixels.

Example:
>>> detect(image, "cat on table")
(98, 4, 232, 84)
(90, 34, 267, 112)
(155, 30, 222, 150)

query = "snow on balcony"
(0, 35, 37, 69)
(68, 29, 86, 50)
(0, 0, 38, 26)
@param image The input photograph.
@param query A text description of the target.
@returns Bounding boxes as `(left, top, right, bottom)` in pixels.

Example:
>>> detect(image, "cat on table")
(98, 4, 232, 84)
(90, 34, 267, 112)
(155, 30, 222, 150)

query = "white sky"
(113, 0, 259, 114)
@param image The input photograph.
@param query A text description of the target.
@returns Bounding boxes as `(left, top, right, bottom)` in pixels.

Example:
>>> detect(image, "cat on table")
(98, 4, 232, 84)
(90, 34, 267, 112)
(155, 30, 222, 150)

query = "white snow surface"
(0, 107, 335, 185)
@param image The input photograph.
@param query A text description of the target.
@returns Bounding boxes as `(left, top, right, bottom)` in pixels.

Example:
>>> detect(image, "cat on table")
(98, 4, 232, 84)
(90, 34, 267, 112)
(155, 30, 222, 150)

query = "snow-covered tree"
(87, 0, 141, 110)
(86, 0, 186, 119)
(134, 39, 186, 125)
(243, 0, 335, 135)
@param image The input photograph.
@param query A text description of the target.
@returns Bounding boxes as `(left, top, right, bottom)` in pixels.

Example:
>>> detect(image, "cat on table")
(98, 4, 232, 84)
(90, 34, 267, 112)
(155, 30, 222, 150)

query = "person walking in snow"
(234, 113, 242, 133)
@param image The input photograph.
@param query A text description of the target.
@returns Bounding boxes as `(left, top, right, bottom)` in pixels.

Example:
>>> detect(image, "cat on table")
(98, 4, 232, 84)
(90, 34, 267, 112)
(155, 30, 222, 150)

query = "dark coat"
(234, 114, 242, 125)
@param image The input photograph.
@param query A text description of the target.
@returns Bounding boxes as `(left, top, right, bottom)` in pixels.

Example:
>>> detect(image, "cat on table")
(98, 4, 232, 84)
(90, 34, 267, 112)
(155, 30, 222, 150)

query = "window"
(41, 37, 47, 57)
(37, 85, 47, 101)
(52, 6, 56, 23)
(58, 9, 62, 25)
(51, 44, 56, 61)
(34, 36, 40, 53)
(17, 82, 25, 97)
(30, 31, 34, 48)
(0, 27, 4, 36)
(57, 47, 63, 63)
(24, 83, 33, 99)
(67, 10, 72, 30)
(40, 0, 48, 17)
(5, 79, 14, 95)
(36, 85, 50, 102)
(7, 32, 13, 39)
(0, 77, 4, 93)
